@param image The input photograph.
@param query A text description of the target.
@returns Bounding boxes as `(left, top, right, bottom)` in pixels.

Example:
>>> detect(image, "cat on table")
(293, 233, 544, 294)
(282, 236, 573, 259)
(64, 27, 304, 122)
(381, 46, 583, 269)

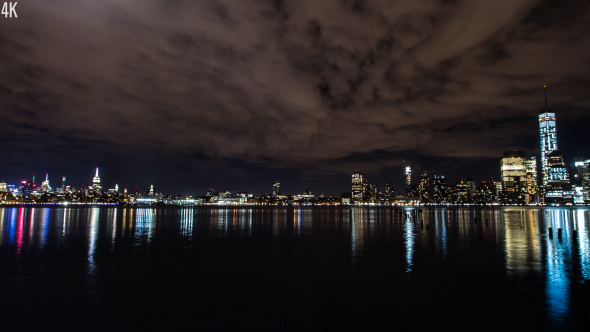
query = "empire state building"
(92, 167, 102, 191)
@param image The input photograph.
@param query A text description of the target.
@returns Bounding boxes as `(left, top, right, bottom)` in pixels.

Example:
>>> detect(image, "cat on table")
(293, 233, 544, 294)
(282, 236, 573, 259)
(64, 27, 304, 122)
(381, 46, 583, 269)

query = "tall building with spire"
(92, 167, 102, 191)
(42, 173, 50, 192)
(405, 166, 411, 195)
(539, 85, 558, 187)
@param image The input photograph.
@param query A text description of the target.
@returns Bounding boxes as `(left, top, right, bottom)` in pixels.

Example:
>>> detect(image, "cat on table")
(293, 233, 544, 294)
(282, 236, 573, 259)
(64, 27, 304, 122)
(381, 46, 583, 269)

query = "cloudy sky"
(1, 0, 590, 195)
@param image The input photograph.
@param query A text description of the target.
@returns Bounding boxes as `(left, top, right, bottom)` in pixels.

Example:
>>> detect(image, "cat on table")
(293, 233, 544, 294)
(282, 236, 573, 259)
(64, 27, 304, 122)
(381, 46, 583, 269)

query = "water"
(0, 206, 588, 331)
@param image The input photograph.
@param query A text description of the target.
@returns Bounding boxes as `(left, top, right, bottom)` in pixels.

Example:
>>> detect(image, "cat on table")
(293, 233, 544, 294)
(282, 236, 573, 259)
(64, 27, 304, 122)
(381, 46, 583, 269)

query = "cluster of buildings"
(348, 88, 589, 206)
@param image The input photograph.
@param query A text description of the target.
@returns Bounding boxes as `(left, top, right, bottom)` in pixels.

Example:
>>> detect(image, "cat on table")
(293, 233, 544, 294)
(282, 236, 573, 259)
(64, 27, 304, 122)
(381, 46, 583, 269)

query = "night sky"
(2, 0, 590, 196)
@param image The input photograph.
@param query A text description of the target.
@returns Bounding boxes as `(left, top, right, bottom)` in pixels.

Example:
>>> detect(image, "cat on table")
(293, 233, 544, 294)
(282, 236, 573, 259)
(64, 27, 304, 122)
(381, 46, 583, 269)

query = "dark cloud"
(1, 0, 590, 194)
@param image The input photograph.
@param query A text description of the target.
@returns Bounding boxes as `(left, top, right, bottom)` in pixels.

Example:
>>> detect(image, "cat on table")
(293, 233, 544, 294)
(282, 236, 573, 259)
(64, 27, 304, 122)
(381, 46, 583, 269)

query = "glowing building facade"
(501, 151, 527, 203)
(352, 171, 363, 203)
(525, 157, 538, 202)
(405, 166, 411, 195)
(545, 151, 573, 204)
(574, 159, 590, 202)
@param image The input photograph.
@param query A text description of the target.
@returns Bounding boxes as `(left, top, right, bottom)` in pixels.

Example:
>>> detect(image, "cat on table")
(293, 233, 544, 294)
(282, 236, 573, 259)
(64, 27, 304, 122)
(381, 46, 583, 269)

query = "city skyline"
(2, 95, 588, 199)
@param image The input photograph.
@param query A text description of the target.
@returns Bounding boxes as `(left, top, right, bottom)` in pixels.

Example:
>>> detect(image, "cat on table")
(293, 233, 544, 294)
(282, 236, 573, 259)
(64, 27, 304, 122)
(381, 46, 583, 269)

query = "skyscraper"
(272, 181, 280, 197)
(545, 151, 573, 204)
(41, 173, 50, 192)
(351, 170, 363, 203)
(405, 166, 411, 195)
(419, 172, 431, 203)
(62, 176, 66, 192)
(525, 157, 538, 202)
(539, 86, 557, 186)
(92, 167, 102, 191)
(501, 151, 527, 204)
(574, 158, 590, 203)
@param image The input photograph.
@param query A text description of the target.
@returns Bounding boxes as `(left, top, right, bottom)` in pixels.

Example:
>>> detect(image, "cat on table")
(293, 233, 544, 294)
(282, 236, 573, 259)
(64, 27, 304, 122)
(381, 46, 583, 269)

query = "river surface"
(0, 206, 589, 331)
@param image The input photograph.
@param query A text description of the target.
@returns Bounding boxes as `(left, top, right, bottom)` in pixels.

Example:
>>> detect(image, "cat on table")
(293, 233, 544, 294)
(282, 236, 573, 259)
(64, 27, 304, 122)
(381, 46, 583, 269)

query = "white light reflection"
(135, 208, 155, 243)
(41, 208, 49, 247)
(180, 208, 193, 238)
(111, 209, 117, 251)
(405, 218, 414, 273)
(576, 210, 590, 279)
(0, 208, 4, 246)
(88, 208, 99, 276)
(545, 209, 572, 326)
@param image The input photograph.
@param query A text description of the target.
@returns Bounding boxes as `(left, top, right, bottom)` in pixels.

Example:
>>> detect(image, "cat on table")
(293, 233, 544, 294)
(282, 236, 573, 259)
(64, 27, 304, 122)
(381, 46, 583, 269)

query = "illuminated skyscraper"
(405, 166, 411, 193)
(539, 86, 557, 186)
(41, 173, 50, 192)
(272, 181, 280, 197)
(501, 151, 527, 203)
(545, 151, 573, 204)
(419, 172, 431, 203)
(62, 176, 66, 191)
(525, 157, 538, 202)
(92, 167, 102, 191)
(432, 175, 448, 204)
(150, 185, 154, 196)
(351, 170, 363, 202)
(574, 159, 590, 202)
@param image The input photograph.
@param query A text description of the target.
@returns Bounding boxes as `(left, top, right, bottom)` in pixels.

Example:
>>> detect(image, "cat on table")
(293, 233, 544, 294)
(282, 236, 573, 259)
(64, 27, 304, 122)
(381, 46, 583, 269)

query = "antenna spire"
(95, 167, 99, 177)
(544, 85, 548, 110)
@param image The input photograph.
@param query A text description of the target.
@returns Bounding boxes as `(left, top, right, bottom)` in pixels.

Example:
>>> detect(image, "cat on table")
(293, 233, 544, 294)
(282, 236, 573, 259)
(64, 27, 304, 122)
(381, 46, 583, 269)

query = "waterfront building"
(574, 159, 590, 203)
(544, 151, 573, 204)
(525, 157, 538, 203)
(352, 170, 363, 203)
(419, 172, 431, 203)
(432, 175, 448, 204)
(501, 151, 527, 204)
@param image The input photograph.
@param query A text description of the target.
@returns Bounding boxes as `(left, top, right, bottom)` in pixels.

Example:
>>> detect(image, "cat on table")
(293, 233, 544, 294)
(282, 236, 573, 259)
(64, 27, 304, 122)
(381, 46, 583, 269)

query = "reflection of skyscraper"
(539, 86, 557, 186)
(351, 171, 363, 203)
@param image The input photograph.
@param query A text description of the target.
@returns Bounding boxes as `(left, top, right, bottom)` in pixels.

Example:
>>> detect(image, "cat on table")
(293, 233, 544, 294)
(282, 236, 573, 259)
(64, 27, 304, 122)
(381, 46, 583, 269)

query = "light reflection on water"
(0, 206, 589, 328)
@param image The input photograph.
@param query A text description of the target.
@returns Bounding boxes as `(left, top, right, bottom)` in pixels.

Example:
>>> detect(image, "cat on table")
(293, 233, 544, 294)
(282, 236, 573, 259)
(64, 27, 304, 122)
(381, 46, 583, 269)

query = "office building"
(544, 151, 573, 204)
(501, 151, 527, 204)
(352, 170, 363, 202)
(272, 181, 280, 197)
(525, 157, 538, 203)
(574, 159, 590, 203)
